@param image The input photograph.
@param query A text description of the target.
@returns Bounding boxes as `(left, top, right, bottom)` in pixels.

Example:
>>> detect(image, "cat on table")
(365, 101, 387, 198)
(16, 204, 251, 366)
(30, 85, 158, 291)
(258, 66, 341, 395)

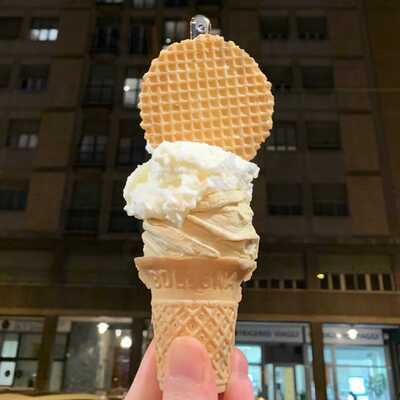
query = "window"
(312, 183, 349, 217)
(307, 122, 340, 150)
(297, 16, 327, 40)
(67, 182, 100, 231)
(7, 120, 40, 149)
(49, 334, 68, 392)
(96, 0, 123, 4)
(130, 20, 153, 54)
(85, 65, 114, 105)
(129, 0, 156, 7)
(109, 181, 141, 233)
(0, 17, 22, 40)
(164, 20, 187, 46)
(77, 119, 108, 165)
(267, 122, 297, 151)
(302, 66, 334, 91)
(236, 345, 262, 396)
(196, 0, 221, 5)
(123, 68, 142, 108)
(261, 16, 289, 40)
(29, 18, 59, 41)
(117, 120, 147, 165)
(0, 182, 28, 211)
(165, 0, 188, 6)
(0, 65, 11, 89)
(20, 65, 49, 92)
(267, 184, 303, 216)
(263, 65, 293, 94)
(92, 18, 120, 53)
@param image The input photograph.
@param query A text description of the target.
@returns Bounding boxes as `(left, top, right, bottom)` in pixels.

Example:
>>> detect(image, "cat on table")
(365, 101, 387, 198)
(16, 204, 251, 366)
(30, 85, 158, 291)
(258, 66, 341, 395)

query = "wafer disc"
(139, 34, 274, 160)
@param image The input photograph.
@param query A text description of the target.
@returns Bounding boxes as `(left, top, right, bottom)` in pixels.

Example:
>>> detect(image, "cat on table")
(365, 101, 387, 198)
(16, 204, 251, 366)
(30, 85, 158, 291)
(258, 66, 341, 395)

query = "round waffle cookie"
(138, 34, 274, 161)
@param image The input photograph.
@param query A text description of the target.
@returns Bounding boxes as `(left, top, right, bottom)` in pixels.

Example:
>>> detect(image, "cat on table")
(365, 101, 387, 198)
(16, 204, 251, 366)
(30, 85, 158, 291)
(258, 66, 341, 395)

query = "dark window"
(382, 274, 393, 291)
(109, 181, 141, 232)
(123, 68, 142, 108)
(92, 18, 120, 53)
(370, 274, 380, 291)
(261, 16, 289, 40)
(312, 183, 349, 217)
(320, 275, 328, 289)
(307, 122, 341, 150)
(30, 18, 59, 41)
(117, 121, 147, 165)
(297, 16, 327, 40)
(0, 17, 22, 40)
(165, 0, 188, 6)
(0, 182, 28, 211)
(196, 0, 221, 5)
(77, 119, 109, 165)
(357, 274, 366, 290)
(7, 120, 40, 149)
(0, 65, 11, 89)
(284, 280, 293, 289)
(267, 184, 303, 216)
(263, 66, 293, 94)
(296, 279, 306, 289)
(129, 0, 156, 7)
(164, 20, 187, 46)
(271, 279, 280, 289)
(332, 274, 341, 290)
(96, 0, 123, 4)
(85, 65, 114, 105)
(20, 65, 49, 92)
(345, 274, 355, 290)
(67, 182, 100, 231)
(244, 280, 255, 288)
(267, 122, 297, 151)
(302, 66, 334, 91)
(130, 21, 153, 55)
(258, 279, 268, 289)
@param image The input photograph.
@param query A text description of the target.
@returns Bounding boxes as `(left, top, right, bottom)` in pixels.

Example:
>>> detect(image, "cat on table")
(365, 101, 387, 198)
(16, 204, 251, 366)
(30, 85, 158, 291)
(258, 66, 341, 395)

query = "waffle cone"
(135, 256, 255, 393)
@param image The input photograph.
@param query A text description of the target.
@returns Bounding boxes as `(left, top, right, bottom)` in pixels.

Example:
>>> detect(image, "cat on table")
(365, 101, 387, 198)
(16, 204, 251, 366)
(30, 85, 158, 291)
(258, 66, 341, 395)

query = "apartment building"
(0, 0, 399, 399)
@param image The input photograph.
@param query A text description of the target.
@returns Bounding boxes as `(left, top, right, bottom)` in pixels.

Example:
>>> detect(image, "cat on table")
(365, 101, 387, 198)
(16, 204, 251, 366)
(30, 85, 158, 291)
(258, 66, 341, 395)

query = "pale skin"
(125, 336, 254, 400)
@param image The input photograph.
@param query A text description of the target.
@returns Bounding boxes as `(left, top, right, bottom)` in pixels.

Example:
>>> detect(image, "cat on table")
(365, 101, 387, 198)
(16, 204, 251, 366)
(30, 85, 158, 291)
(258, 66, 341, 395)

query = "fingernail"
(231, 349, 249, 379)
(165, 337, 206, 383)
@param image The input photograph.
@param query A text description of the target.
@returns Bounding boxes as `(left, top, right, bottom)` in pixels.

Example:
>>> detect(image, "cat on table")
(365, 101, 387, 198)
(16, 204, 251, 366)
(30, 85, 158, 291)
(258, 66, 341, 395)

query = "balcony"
(66, 209, 99, 232)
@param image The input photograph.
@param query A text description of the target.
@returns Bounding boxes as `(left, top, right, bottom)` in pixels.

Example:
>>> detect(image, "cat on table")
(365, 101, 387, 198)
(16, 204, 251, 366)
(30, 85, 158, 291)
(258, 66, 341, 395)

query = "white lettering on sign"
(323, 327, 384, 345)
(236, 322, 304, 343)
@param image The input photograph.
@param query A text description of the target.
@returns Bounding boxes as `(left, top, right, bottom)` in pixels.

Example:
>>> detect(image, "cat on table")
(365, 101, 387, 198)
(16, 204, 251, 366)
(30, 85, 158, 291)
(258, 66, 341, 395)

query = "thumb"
(163, 337, 218, 400)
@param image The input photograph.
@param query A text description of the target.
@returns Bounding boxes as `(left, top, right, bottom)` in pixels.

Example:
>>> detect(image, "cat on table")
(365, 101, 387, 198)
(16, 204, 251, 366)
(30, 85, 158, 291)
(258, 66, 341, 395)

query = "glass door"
(275, 365, 296, 400)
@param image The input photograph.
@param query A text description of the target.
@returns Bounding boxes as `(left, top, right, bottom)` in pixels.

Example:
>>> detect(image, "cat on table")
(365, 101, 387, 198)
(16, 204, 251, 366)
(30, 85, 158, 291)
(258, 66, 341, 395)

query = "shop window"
(29, 18, 59, 41)
(163, 20, 187, 46)
(0, 17, 22, 40)
(130, 20, 153, 55)
(267, 183, 303, 216)
(117, 120, 147, 166)
(19, 65, 49, 92)
(0, 181, 28, 211)
(302, 66, 334, 91)
(7, 120, 40, 150)
(236, 344, 262, 396)
(129, 0, 156, 7)
(123, 68, 142, 108)
(307, 121, 341, 150)
(312, 183, 349, 217)
(267, 121, 297, 151)
(297, 16, 327, 40)
(85, 64, 114, 105)
(0, 65, 11, 89)
(92, 17, 120, 53)
(263, 65, 293, 94)
(261, 16, 289, 40)
(66, 182, 100, 231)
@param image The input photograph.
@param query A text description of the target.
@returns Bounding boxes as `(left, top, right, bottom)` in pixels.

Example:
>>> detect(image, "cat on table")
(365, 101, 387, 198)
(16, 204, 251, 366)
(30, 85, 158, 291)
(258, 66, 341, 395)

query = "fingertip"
(230, 348, 249, 379)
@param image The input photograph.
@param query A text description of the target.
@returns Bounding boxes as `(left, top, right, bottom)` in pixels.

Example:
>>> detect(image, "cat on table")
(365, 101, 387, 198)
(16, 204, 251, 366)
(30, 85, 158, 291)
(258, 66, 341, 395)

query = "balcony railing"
(244, 278, 306, 290)
(66, 209, 99, 232)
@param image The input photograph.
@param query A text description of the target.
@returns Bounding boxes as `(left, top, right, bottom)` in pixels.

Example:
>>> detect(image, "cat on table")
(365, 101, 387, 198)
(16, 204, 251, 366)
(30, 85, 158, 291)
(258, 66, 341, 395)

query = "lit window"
(267, 184, 303, 216)
(261, 16, 289, 40)
(312, 183, 349, 217)
(29, 18, 59, 42)
(164, 20, 187, 46)
(7, 120, 40, 149)
(267, 122, 297, 152)
(123, 69, 142, 108)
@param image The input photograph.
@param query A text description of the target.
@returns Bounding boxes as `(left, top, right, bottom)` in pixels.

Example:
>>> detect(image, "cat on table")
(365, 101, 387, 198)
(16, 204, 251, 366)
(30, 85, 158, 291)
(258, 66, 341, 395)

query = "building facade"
(0, 0, 399, 399)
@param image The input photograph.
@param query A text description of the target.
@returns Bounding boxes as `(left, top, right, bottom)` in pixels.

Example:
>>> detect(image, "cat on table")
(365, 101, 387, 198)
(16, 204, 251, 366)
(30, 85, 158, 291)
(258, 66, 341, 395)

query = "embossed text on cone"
(135, 256, 255, 393)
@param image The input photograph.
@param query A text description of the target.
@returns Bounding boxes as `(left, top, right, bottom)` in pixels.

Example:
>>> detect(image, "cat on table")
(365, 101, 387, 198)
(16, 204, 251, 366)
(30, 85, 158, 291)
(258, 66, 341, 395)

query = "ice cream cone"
(135, 256, 255, 393)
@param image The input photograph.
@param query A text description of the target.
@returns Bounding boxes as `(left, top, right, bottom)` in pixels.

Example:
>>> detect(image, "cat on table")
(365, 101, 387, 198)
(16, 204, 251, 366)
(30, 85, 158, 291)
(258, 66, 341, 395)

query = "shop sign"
(324, 327, 383, 345)
(236, 322, 304, 343)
